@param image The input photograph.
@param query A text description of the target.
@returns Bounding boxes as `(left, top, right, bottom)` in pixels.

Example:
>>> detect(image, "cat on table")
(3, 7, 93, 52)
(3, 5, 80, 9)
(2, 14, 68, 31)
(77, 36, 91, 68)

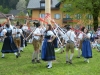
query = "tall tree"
(16, 0, 27, 10)
(0, 0, 19, 11)
(0, 5, 9, 14)
(60, 0, 100, 31)
(8, 0, 19, 9)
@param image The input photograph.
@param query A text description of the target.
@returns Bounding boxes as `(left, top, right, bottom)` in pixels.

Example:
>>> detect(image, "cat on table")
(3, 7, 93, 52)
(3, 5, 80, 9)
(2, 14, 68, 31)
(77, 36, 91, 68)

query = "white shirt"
(1, 29, 7, 36)
(78, 32, 83, 40)
(33, 28, 41, 40)
(14, 28, 22, 37)
(47, 30, 54, 36)
(87, 33, 91, 38)
(83, 33, 91, 39)
(58, 30, 65, 38)
(63, 30, 76, 42)
(40, 27, 46, 35)
(10, 25, 13, 30)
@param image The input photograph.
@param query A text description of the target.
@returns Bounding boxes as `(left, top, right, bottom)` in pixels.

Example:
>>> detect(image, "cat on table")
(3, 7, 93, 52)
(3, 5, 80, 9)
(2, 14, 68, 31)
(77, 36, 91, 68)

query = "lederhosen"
(32, 37, 40, 50)
(66, 31, 75, 53)
(79, 40, 83, 50)
(32, 28, 41, 50)
(78, 32, 83, 50)
(14, 29, 21, 48)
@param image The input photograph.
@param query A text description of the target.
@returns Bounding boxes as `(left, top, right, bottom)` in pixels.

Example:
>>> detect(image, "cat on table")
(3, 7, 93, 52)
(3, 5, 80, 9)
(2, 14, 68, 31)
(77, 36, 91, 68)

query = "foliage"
(60, 0, 100, 31)
(0, 0, 19, 9)
(0, 5, 10, 14)
(16, 11, 26, 24)
(0, 0, 29, 14)
(16, 0, 27, 10)
(0, 43, 100, 75)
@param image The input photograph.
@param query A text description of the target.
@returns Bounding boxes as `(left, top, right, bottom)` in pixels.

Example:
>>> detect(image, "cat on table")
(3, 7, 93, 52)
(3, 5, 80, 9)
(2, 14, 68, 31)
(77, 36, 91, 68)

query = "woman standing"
(82, 28, 92, 63)
(41, 24, 56, 69)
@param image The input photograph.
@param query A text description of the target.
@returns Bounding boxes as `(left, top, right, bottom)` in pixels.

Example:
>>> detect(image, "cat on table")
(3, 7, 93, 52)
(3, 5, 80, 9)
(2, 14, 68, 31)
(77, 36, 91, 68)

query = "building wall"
(32, 9, 66, 27)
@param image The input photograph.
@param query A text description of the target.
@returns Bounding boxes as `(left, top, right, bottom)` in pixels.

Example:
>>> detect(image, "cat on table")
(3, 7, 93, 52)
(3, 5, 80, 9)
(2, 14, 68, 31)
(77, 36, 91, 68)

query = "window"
(40, 3, 45, 7)
(66, 14, 70, 18)
(40, 14, 45, 18)
(86, 14, 92, 20)
(54, 14, 61, 19)
(75, 14, 81, 19)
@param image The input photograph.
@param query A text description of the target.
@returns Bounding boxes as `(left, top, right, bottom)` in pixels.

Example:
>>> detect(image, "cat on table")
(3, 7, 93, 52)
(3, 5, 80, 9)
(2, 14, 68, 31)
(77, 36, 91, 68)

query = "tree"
(0, 0, 19, 9)
(8, 0, 19, 9)
(60, 0, 100, 31)
(25, 0, 30, 6)
(0, 0, 29, 11)
(16, 11, 26, 24)
(16, 0, 27, 10)
(0, 5, 9, 14)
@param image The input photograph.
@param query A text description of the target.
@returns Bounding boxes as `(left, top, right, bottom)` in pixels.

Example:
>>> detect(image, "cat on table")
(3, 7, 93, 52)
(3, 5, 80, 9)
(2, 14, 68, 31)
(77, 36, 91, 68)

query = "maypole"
(45, 0, 51, 24)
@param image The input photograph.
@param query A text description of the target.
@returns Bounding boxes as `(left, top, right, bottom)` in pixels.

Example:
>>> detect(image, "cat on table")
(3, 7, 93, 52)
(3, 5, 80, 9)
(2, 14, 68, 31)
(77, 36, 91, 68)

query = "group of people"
(0, 20, 100, 69)
(0, 22, 28, 58)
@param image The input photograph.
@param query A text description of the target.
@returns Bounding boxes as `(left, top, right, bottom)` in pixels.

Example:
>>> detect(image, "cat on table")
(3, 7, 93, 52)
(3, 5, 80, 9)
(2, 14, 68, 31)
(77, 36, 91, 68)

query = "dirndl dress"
(41, 35, 55, 61)
(20, 30, 27, 47)
(53, 37, 58, 48)
(82, 38, 92, 58)
(1, 28, 18, 53)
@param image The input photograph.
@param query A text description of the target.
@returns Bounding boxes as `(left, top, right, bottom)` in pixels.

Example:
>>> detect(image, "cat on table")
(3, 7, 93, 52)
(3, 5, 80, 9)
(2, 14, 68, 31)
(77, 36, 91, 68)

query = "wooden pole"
(45, 0, 51, 24)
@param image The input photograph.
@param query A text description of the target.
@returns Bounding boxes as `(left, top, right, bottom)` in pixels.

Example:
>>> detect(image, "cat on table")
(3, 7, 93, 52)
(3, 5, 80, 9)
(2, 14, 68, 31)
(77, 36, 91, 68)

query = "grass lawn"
(0, 42, 100, 75)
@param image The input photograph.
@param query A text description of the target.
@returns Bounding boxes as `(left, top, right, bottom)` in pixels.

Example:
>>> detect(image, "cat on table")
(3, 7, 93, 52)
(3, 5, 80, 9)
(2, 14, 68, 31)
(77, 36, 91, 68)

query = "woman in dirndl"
(82, 28, 92, 63)
(1, 24, 18, 58)
(41, 24, 56, 69)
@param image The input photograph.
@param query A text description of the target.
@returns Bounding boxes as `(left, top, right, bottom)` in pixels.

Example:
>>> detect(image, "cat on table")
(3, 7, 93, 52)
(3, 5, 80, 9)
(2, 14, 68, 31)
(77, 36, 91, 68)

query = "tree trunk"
(92, 13, 98, 31)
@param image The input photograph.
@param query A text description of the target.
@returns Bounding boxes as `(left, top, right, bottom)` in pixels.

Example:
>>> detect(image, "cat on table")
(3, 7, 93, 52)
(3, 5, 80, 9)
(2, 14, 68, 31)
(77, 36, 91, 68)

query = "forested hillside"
(0, 0, 29, 13)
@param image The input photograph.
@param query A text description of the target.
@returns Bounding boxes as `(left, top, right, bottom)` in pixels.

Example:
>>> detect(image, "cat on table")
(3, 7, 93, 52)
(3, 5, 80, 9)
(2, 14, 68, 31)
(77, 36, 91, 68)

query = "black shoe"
(77, 56, 80, 58)
(16, 55, 18, 58)
(36, 60, 41, 63)
(66, 61, 69, 64)
(20, 50, 23, 52)
(60, 50, 64, 54)
(69, 60, 72, 64)
(1, 56, 5, 58)
(32, 59, 35, 63)
(46, 65, 49, 67)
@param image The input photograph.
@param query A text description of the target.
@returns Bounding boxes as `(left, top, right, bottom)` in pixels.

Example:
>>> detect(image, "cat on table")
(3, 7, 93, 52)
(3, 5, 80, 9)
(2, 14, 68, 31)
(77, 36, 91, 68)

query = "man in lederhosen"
(13, 24, 24, 56)
(32, 22, 42, 63)
(63, 25, 76, 64)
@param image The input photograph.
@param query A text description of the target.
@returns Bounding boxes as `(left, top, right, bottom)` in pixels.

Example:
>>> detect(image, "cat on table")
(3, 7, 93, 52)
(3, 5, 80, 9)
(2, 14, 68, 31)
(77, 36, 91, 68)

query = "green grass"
(0, 42, 100, 75)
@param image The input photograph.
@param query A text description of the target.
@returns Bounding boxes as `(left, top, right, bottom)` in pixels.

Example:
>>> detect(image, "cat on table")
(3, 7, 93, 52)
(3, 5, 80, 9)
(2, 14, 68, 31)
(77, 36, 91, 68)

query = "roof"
(8, 10, 28, 16)
(27, 0, 59, 9)
(5, 14, 13, 17)
(0, 12, 7, 18)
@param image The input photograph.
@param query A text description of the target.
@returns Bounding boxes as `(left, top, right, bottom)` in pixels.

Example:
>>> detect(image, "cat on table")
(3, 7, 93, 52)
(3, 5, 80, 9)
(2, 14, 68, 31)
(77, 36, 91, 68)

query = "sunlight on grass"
(0, 42, 100, 75)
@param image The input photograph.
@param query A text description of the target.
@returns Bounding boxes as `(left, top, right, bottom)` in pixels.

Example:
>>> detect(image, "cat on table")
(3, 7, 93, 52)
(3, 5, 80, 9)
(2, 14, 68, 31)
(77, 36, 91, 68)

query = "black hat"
(33, 22, 40, 27)
(66, 25, 71, 30)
